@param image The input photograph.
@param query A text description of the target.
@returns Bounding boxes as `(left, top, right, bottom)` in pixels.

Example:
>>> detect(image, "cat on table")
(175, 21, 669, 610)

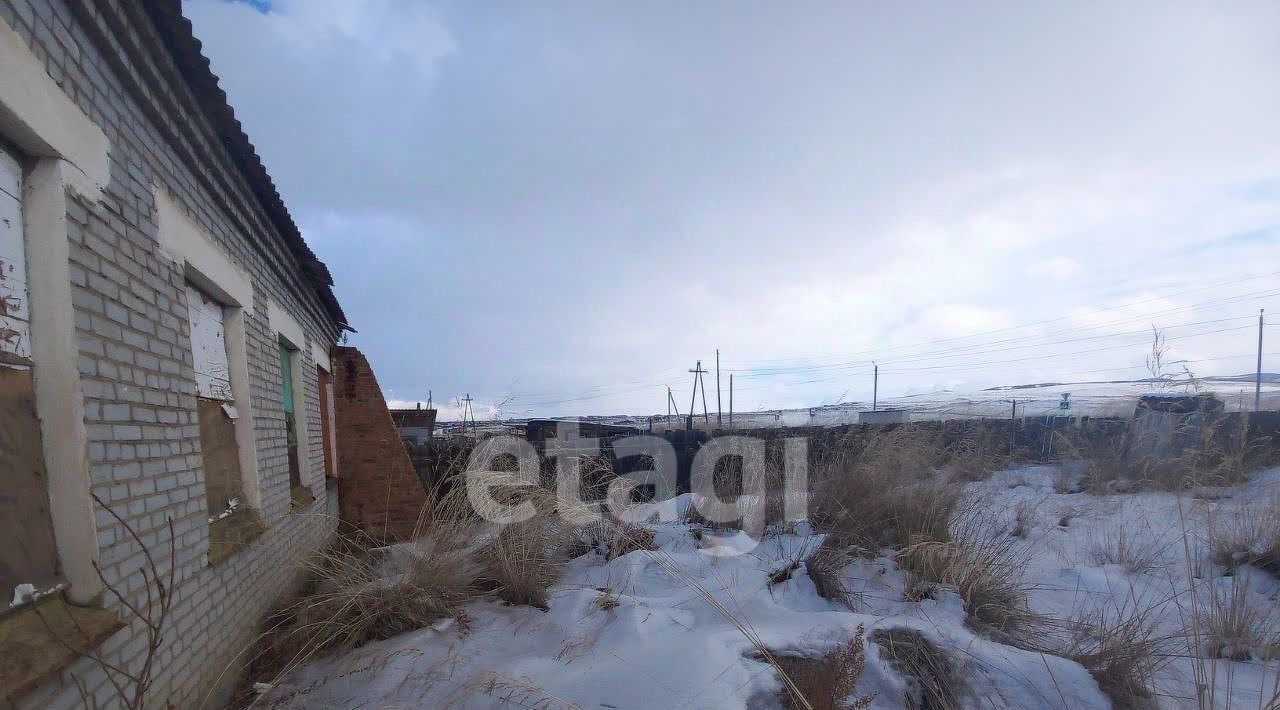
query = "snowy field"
(258, 466, 1280, 709)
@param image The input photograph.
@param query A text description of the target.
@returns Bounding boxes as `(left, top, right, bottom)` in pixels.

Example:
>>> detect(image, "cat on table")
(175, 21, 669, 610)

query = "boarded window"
(187, 283, 233, 401)
(0, 150, 60, 605)
(317, 366, 335, 477)
(197, 397, 244, 516)
(187, 284, 244, 515)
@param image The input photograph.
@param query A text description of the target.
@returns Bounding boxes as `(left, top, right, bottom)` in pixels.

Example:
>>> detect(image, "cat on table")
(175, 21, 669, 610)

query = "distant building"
(391, 406, 438, 446)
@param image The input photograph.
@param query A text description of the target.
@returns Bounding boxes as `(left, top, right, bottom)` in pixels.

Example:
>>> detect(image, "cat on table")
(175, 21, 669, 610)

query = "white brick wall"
(1, 1, 343, 707)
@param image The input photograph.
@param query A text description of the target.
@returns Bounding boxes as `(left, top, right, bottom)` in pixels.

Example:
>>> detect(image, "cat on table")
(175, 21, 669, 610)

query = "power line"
(728, 273, 1280, 370)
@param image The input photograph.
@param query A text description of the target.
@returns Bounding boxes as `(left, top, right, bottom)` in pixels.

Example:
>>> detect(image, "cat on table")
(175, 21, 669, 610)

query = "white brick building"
(0, 1, 348, 706)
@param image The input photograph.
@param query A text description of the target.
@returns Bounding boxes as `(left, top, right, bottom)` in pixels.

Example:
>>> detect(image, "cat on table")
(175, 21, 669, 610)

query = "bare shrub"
(31, 495, 176, 710)
(771, 625, 875, 710)
(1088, 522, 1167, 575)
(1065, 603, 1169, 710)
(806, 538, 859, 609)
(871, 627, 962, 710)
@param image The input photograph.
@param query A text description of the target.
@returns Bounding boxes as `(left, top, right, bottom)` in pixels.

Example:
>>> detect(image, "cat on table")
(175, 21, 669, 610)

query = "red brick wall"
(332, 346, 428, 540)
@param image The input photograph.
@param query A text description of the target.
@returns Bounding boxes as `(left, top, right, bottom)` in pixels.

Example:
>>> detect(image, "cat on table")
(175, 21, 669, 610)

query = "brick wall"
(333, 346, 429, 541)
(1, 2, 344, 707)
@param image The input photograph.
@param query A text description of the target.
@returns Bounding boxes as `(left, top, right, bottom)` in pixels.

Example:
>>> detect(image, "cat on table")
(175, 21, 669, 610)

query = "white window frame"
(1, 19, 110, 606)
(156, 189, 262, 512)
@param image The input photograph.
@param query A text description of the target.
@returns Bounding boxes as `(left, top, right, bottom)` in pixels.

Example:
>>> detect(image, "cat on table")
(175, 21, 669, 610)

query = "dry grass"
(809, 425, 970, 551)
(771, 626, 875, 710)
(1058, 415, 1268, 494)
(1207, 496, 1280, 577)
(805, 538, 859, 609)
(1010, 499, 1037, 538)
(870, 627, 963, 710)
(251, 482, 484, 685)
(248, 471, 580, 692)
(943, 421, 1011, 482)
(571, 520, 657, 561)
(1088, 522, 1168, 575)
(478, 515, 570, 610)
(1064, 603, 1169, 710)
(1194, 576, 1279, 662)
(897, 506, 1043, 645)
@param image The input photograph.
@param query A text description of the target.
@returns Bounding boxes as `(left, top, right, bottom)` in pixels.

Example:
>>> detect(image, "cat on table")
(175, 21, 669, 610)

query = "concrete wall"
(1, 2, 343, 707)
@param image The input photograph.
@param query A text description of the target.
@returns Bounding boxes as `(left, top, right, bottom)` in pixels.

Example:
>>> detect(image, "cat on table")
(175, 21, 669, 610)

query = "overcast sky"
(185, 0, 1280, 420)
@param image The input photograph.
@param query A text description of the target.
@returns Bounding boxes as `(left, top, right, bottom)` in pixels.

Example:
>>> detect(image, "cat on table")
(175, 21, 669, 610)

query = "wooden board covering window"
(196, 397, 244, 516)
(186, 284, 233, 401)
(0, 366, 61, 605)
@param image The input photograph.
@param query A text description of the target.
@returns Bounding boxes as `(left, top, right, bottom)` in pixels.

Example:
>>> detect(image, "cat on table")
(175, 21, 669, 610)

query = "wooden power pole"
(1257, 309, 1265, 412)
(716, 349, 722, 428)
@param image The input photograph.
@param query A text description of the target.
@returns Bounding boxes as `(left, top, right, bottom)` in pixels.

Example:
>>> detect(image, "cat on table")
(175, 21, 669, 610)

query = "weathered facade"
(0, 2, 347, 707)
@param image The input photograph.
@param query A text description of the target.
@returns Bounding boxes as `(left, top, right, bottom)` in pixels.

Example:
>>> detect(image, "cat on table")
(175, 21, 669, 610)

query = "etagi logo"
(462, 422, 810, 554)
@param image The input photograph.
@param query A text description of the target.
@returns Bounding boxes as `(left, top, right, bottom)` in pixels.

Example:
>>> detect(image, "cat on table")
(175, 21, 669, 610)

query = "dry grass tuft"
(1010, 499, 1037, 538)
(1065, 603, 1169, 710)
(1088, 522, 1168, 575)
(572, 520, 658, 561)
(805, 538, 858, 609)
(1194, 576, 1279, 662)
(771, 625, 875, 710)
(478, 516, 568, 610)
(897, 506, 1044, 645)
(251, 481, 484, 685)
(871, 627, 963, 710)
(943, 422, 1011, 482)
(1207, 496, 1280, 577)
(809, 423, 969, 552)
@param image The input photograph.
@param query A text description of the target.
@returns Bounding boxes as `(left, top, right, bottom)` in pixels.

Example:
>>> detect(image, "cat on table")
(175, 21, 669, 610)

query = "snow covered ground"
(258, 467, 1280, 709)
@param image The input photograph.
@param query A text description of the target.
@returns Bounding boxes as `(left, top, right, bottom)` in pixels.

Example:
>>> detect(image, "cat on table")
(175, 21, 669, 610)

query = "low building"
(0, 3, 349, 707)
(391, 405, 438, 446)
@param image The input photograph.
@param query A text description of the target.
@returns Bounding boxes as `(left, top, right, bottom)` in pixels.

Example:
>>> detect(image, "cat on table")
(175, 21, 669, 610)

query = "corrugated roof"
(142, 1, 349, 330)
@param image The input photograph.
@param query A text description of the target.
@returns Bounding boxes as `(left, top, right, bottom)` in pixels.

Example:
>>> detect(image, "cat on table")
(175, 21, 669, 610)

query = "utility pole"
(716, 349, 722, 428)
(699, 368, 709, 423)
(687, 361, 706, 430)
(1257, 309, 1265, 412)
(729, 373, 734, 428)
(1009, 399, 1018, 452)
(461, 393, 475, 434)
(872, 362, 879, 412)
